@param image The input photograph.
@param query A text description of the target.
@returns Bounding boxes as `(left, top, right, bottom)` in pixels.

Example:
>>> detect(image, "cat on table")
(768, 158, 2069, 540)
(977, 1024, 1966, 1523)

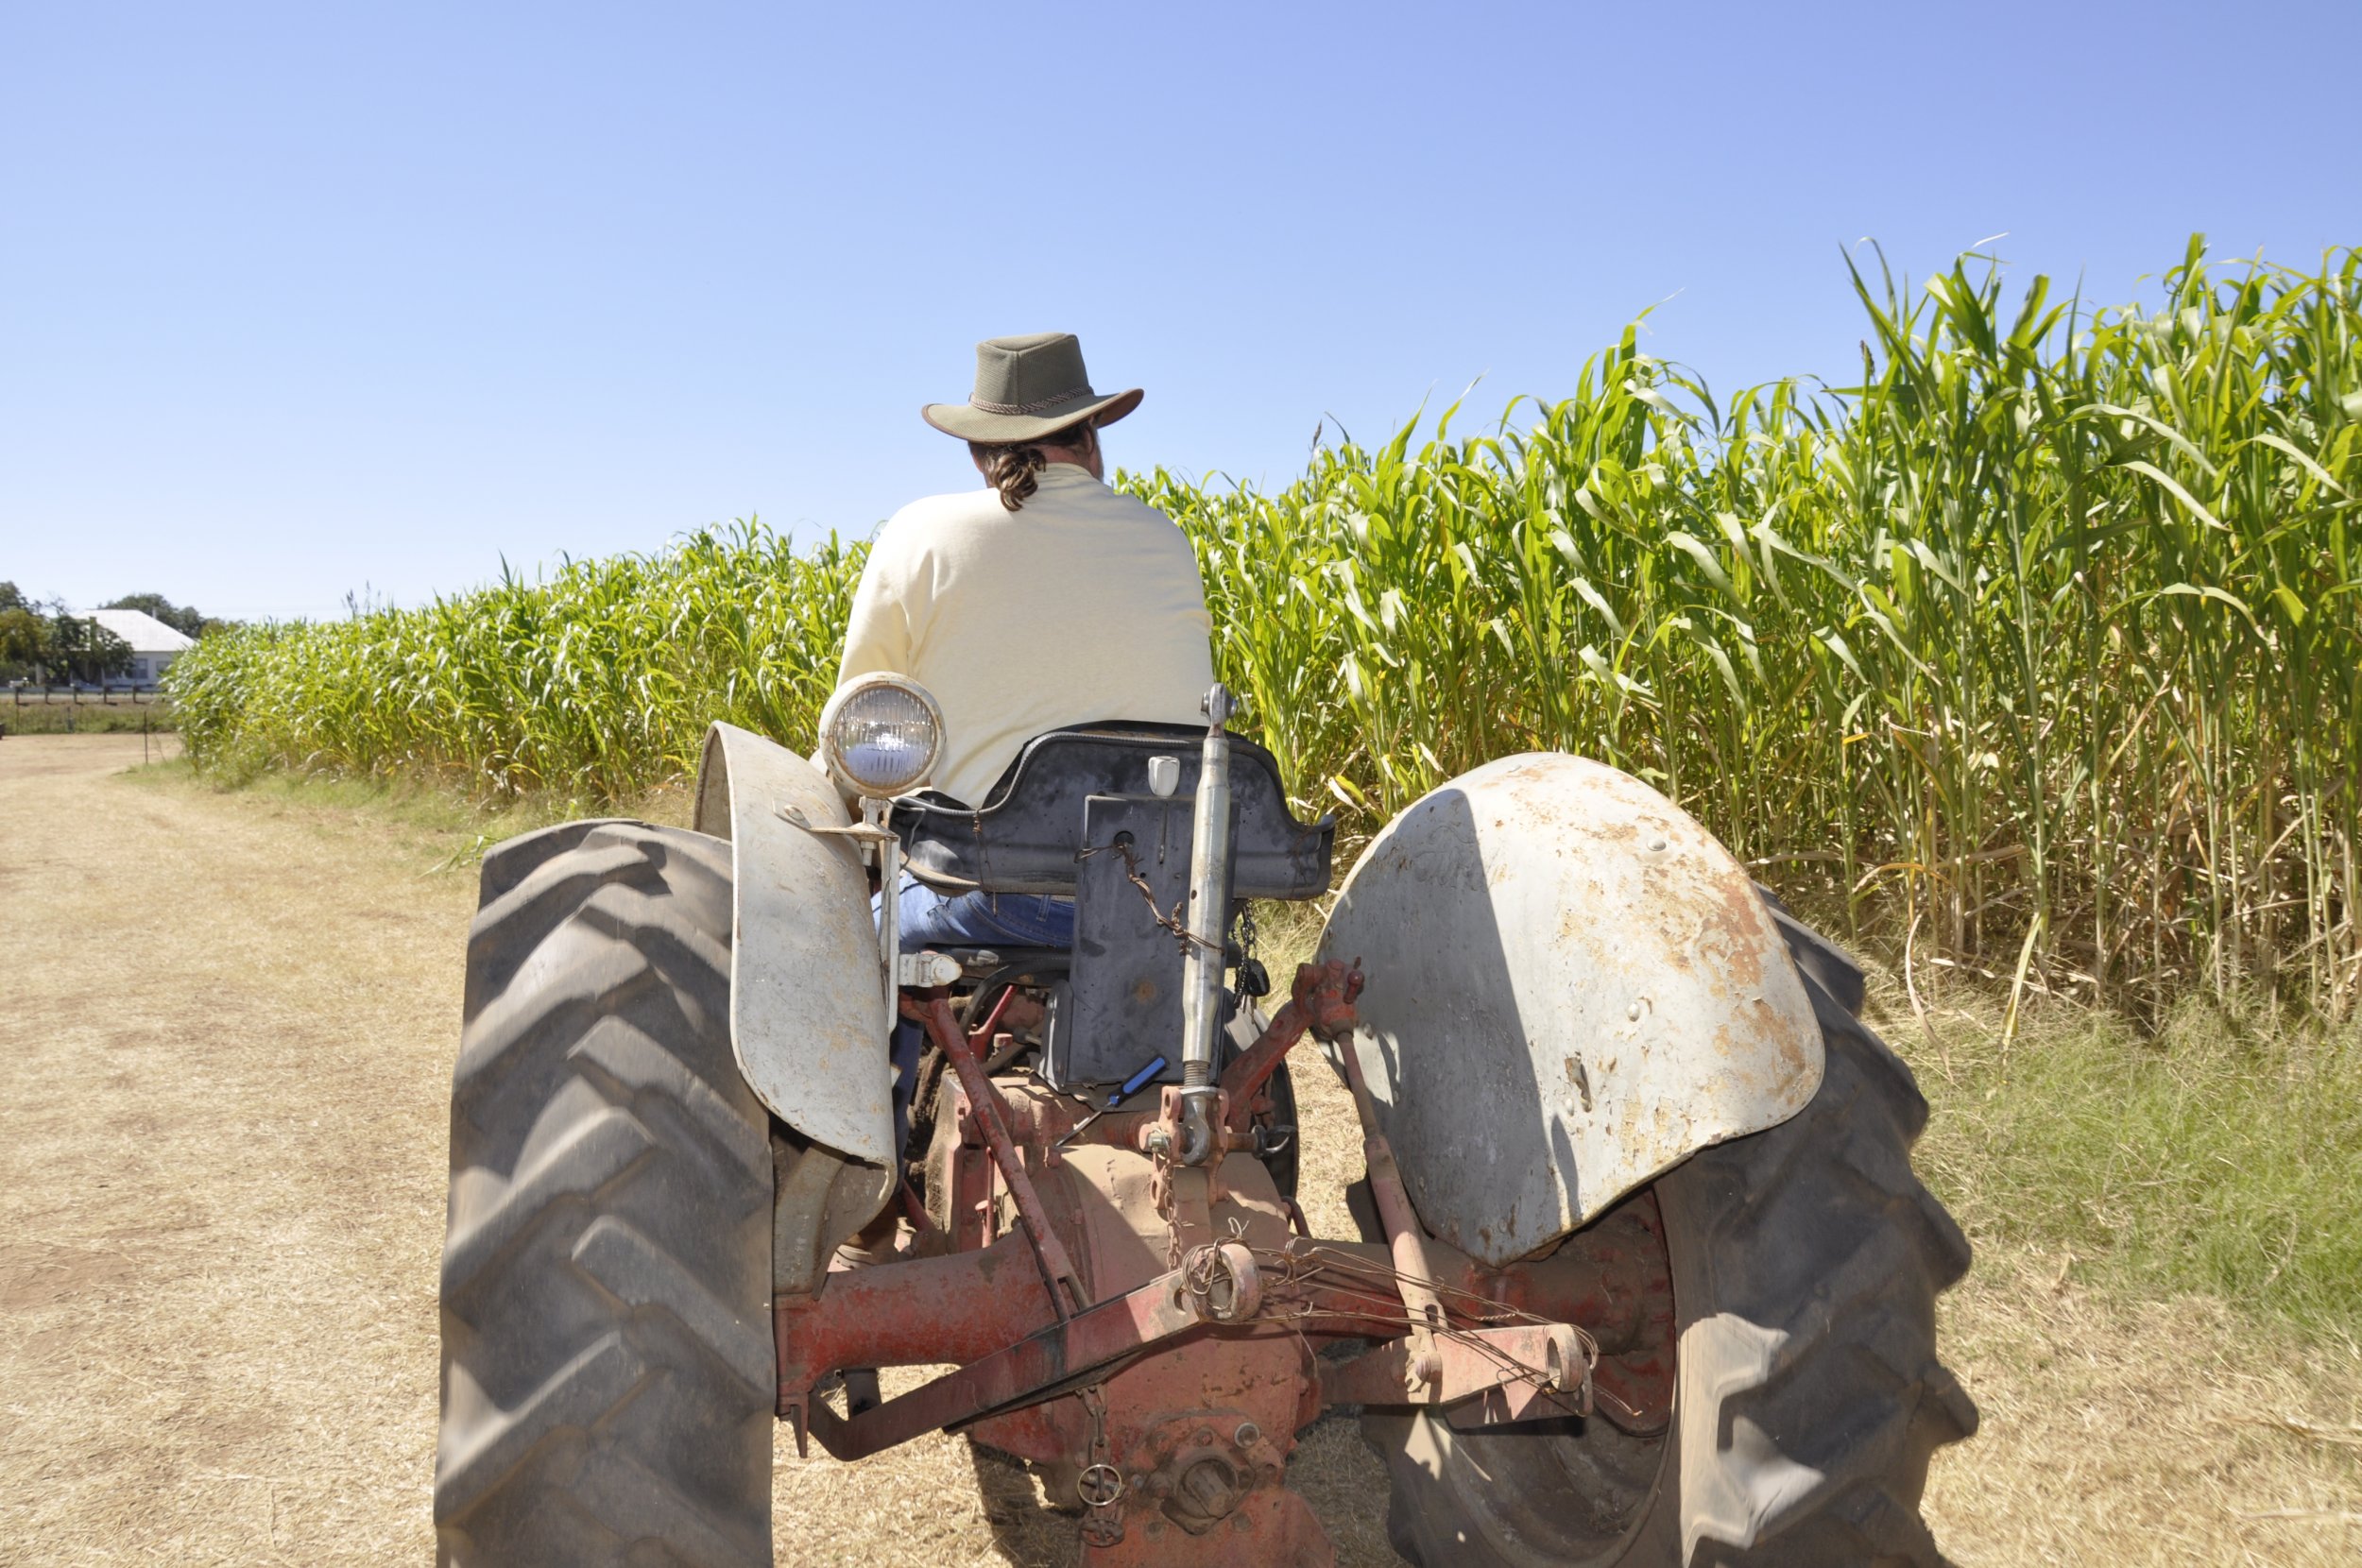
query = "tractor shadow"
(966, 1416, 1409, 1567)
(967, 1442, 1078, 1567)
(1314, 783, 1564, 1258)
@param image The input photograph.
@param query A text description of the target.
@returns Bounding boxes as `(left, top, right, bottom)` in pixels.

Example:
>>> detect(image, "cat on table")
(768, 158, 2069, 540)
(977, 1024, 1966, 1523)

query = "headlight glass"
(822, 675, 943, 796)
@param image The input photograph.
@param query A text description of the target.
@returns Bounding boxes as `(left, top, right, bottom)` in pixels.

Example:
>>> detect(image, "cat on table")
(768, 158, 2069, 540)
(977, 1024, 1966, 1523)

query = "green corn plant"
(170, 239, 2362, 1018)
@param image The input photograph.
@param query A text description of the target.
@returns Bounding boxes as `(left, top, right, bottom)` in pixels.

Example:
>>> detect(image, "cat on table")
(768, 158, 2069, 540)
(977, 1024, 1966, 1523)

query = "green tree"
(1, 585, 62, 679)
(0, 605, 54, 678)
(46, 614, 133, 683)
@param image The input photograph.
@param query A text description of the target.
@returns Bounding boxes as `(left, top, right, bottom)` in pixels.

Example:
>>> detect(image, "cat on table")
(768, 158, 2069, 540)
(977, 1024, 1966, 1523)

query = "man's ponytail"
(968, 419, 1096, 513)
(977, 444, 1047, 511)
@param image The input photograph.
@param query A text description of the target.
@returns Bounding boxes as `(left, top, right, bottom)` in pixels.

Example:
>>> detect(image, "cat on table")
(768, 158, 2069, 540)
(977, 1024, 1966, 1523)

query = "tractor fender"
(1316, 753, 1823, 1269)
(693, 721, 896, 1169)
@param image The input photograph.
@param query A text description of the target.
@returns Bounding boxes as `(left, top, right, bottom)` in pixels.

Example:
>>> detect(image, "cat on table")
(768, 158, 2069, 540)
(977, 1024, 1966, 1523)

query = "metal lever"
(871, 796, 902, 1037)
(1055, 1055, 1169, 1149)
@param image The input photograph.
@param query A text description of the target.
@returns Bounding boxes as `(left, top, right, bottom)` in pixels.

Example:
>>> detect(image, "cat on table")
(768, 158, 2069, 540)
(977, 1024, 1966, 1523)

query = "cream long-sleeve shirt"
(836, 463, 1216, 807)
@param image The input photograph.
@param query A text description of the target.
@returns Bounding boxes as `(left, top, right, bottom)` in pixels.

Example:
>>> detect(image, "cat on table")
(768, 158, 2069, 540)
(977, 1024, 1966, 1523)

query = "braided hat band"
(969, 387, 1094, 417)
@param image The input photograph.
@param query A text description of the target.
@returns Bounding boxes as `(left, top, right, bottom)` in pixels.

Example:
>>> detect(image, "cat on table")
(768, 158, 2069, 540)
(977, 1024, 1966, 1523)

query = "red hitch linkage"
(905, 993, 1088, 1315)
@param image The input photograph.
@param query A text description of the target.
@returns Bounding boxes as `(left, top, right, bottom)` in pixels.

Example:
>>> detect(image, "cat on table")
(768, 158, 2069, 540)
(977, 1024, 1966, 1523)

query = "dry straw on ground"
(1, 734, 2356, 1564)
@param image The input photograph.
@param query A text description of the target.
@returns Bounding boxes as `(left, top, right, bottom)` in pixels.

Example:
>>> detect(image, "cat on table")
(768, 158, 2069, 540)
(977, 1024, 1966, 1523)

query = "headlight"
(819, 673, 945, 797)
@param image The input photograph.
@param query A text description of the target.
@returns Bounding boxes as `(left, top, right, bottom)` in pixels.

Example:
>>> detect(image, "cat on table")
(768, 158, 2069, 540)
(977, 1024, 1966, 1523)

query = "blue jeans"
(878, 874, 1073, 1154)
(881, 873, 1076, 948)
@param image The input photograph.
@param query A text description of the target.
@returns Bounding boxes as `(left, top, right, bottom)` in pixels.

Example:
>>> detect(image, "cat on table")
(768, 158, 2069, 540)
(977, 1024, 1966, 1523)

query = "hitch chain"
(1076, 1384, 1124, 1547)
(1075, 837, 1223, 954)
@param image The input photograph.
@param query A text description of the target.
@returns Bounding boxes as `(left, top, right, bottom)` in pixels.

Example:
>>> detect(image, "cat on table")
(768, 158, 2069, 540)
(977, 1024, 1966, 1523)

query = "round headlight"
(819, 673, 945, 797)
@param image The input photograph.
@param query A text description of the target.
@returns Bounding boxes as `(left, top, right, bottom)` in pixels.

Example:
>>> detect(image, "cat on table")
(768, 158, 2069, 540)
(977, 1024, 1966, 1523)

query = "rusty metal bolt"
(1195, 1427, 1215, 1447)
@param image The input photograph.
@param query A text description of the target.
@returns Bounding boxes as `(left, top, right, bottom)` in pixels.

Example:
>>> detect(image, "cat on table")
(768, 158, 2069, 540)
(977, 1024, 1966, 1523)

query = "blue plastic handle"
(1108, 1055, 1168, 1108)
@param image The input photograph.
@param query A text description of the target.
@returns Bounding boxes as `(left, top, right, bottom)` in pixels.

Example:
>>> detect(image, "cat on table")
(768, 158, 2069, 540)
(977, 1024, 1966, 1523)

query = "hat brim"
(920, 386, 1143, 444)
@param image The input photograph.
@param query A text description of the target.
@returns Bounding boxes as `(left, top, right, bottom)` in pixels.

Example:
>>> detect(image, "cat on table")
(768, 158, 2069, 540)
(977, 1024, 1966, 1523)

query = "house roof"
(75, 608, 197, 655)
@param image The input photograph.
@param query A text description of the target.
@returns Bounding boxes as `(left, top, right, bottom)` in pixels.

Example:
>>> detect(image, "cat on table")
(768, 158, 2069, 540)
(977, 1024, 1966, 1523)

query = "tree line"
(0, 583, 225, 684)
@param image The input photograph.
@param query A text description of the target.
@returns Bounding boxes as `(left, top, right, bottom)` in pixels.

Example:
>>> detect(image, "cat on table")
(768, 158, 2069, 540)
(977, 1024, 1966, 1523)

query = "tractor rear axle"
(772, 963, 1675, 1563)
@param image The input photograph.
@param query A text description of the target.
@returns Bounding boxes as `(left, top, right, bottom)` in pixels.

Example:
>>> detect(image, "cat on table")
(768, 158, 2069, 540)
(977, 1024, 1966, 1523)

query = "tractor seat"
(888, 722, 1334, 900)
(887, 722, 1334, 1092)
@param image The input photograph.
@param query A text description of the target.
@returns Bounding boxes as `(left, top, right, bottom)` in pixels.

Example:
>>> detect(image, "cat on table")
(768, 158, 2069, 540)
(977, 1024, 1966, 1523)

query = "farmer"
(826, 334, 1217, 1276)
(835, 331, 1216, 951)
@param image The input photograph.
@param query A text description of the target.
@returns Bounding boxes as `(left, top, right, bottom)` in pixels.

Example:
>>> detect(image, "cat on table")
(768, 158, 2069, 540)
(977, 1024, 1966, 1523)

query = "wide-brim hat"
(921, 332, 1143, 444)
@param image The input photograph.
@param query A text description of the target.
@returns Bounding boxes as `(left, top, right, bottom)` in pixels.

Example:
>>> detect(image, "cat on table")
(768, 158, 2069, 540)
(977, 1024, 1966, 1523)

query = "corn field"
(174, 240, 2362, 1017)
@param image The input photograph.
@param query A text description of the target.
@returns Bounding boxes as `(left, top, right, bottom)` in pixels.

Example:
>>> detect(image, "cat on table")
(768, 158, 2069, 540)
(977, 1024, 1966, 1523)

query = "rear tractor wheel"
(1366, 915, 1977, 1567)
(435, 821, 776, 1568)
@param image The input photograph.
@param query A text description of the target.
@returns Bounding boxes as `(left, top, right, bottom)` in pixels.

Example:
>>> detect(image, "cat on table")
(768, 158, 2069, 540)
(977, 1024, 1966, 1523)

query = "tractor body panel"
(1316, 752, 1823, 1268)
(693, 721, 897, 1168)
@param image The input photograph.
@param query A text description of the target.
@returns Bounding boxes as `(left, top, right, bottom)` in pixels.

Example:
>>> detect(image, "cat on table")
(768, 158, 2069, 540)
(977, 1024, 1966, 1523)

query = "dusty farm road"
(2, 734, 2356, 1566)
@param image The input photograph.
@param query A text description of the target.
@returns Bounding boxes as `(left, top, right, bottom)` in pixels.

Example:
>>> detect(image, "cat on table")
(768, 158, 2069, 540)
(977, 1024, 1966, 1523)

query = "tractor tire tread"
(436, 821, 771, 1568)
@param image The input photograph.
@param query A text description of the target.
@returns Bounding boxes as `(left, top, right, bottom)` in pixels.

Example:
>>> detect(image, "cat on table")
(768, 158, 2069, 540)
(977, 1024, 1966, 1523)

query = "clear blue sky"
(5, 0, 2355, 620)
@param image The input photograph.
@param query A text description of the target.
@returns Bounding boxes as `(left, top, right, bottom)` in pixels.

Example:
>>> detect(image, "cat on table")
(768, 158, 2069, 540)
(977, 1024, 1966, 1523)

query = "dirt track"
(0, 736, 1396, 1567)
(3, 735, 2356, 1565)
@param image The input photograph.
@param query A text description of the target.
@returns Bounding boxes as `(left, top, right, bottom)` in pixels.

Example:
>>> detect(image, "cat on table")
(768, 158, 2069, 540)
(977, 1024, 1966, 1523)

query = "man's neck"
(1033, 437, 1104, 480)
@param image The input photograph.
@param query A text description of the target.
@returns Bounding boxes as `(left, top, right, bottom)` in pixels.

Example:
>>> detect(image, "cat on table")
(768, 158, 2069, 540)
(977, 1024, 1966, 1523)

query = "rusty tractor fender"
(693, 722, 897, 1261)
(1316, 752, 1823, 1269)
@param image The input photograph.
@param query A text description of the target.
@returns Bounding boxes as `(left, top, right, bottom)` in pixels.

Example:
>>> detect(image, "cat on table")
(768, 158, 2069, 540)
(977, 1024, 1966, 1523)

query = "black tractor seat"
(889, 722, 1334, 900)
(886, 722, 1334, 1091)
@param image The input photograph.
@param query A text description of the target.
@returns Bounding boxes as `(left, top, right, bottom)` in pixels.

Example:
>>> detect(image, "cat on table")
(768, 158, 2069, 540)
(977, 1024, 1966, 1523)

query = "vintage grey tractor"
(434, 674, 1974, 1565)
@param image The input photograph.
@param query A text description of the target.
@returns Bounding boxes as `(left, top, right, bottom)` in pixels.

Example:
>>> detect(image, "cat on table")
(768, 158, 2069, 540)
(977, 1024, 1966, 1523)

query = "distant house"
(75, 608, 197, 685)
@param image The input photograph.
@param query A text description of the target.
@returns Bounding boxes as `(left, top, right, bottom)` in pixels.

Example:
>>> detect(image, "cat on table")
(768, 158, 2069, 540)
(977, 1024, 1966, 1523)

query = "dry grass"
(0, 697, 173, 737)
(1876, 979, 2362, 1565)
(0, 733, 447, 1566)
(1922, 1245, 2362, 1566)
(0, 735, 2354, 1564)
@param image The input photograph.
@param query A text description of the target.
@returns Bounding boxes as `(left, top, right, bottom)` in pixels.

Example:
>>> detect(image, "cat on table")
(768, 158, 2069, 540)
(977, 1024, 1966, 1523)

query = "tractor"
(435, 674, 1975, 1565)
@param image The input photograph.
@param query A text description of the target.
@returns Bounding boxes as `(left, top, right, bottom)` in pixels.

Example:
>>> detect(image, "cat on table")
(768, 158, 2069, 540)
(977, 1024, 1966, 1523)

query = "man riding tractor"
(434, 334, 1975, 1566)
